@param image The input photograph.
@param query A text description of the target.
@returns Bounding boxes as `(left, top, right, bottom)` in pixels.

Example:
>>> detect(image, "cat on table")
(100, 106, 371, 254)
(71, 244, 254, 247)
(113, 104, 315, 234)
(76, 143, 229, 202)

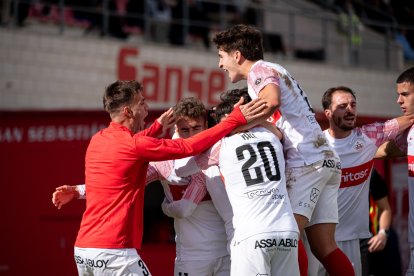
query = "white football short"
(230, 231, 299, 276)
(74, 247, 151, 276)
(174, 255, 230, 276)
(286, 156, 341, 226)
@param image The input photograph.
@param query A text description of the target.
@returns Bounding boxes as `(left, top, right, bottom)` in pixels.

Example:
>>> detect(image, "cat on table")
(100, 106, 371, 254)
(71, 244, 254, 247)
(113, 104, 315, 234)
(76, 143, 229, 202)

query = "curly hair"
(173, 97, 207, 120)
(214, 87, 251, 122)
(212, 24, 264, 61)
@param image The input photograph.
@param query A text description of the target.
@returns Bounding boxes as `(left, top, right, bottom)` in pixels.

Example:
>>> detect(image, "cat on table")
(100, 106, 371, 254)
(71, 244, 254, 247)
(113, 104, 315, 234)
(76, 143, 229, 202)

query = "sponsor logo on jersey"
(254, 238, 297, 249)
(309, 188, 320, 203)
(340, 160, 374, 188)
(408, 156, 414, 177)
(322, 159, 341, 169)
(241, 132, 257, 141)
(75, 255, 109, 268)
(306, 115, 317, 124)
(245, 188, 285, 199)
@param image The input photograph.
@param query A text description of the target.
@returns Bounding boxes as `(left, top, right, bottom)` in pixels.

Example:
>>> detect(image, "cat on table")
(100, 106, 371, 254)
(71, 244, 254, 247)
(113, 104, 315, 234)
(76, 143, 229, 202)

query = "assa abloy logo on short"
(254, 238, 297, 249)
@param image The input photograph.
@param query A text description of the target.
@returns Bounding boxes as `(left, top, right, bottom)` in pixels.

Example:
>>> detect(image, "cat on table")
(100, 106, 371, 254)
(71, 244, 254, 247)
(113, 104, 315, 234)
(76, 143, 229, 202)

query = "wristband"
(76, 185, 86, 199)
(378, 229, 389, 238)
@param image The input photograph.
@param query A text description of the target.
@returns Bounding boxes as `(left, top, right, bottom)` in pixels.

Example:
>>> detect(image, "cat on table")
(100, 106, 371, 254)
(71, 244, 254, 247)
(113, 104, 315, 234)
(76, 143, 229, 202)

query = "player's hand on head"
(52, 185, 77, 210)
(237, 97, 267, 123)
(157, 108, 175, 136)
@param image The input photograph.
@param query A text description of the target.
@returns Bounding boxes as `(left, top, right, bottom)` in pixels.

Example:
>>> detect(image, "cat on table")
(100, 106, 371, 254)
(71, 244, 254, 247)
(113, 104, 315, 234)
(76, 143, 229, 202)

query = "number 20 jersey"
(214, 127, 298, 241)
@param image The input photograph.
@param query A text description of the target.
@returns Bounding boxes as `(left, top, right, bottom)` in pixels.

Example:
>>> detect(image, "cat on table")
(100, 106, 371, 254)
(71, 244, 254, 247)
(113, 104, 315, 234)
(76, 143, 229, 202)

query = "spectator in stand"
(148, 0, 172, 43)
(395, 27, 414, 62)
(125, 0, 145, 33)
(391, 0, 414, 48)
(187, 0, 211, 49)
(337, 0, 363, 65)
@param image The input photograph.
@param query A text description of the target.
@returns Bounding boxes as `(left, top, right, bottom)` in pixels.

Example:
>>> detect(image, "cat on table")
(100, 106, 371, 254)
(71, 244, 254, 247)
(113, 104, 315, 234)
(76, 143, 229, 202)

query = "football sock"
(321, 248, 355, 276)
(298, 240, 308, 276)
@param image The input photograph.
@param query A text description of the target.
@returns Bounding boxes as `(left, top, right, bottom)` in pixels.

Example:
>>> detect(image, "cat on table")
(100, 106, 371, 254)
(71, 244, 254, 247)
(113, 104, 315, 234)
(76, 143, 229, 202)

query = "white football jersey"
(247, 60, 333, 168)
(324, 120, 399, 241)
(149, 161, 229, 261)
(203, 166, 234, 252)
(177, 127, 298, 241)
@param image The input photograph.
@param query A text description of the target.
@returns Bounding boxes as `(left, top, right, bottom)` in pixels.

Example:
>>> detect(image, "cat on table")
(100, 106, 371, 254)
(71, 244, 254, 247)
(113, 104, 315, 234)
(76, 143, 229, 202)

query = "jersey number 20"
(236, 141, 281, 186)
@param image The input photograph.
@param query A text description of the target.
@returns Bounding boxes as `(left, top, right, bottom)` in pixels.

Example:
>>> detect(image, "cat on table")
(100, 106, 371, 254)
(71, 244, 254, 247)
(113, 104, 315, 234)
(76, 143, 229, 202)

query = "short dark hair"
(212, 24, 264, 61)
(214, 87, 251, 122)
(173, 97, 207, 121)
(321, 86, 356, 110)
(103, 80, 143, 114)
(396, 67, 414, 84)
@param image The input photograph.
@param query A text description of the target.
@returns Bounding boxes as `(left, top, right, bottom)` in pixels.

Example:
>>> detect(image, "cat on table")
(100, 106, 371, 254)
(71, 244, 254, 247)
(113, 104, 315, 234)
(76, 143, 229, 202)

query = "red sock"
(321, 248, 355, 276)
(298, 240, 308, 276)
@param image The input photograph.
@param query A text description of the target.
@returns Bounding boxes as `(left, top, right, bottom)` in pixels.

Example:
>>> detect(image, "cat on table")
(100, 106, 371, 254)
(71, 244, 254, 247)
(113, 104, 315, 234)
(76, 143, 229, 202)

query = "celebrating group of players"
(52, 24, 414, 276)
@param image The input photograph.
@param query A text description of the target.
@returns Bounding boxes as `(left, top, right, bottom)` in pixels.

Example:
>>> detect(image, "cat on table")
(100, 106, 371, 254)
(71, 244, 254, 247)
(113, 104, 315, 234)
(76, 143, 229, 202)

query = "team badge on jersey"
(353, 140, 364, 151)
(255, 78, 262, 85)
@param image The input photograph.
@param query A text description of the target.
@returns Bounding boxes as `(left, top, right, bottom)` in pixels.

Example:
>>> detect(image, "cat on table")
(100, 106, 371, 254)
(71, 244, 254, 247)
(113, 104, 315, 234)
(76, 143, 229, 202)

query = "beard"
(333, 116, 355, 131)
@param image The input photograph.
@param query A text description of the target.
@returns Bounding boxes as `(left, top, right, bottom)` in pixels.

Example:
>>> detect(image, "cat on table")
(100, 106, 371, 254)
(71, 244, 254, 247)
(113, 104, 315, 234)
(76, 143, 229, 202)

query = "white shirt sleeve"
(161, 172, 207, 218)
(175, 141, 221, 177)
(174, 156, 201, 177)
(161, 197, 198, 218)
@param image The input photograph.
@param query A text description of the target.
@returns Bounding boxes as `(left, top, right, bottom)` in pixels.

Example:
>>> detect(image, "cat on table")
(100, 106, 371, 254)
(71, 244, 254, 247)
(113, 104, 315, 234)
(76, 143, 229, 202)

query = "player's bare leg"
(306, 222, 355, 276)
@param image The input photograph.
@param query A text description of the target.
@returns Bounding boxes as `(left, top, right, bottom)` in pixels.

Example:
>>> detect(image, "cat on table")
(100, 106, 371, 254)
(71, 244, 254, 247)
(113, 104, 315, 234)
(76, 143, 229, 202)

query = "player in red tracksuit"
(66, 80, 266, 275)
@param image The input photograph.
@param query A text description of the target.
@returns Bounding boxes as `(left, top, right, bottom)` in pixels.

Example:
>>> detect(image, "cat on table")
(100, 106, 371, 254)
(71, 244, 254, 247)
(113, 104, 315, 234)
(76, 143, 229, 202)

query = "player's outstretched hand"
(52, 185, 78, 210)
(156, 108, 175, 137)
(236, 97, 267, 123)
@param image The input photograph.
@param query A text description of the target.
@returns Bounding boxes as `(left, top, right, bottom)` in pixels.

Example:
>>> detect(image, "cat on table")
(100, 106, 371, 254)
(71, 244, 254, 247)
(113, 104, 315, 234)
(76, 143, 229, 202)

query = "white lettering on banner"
(0, 127, 24, 143)
(1, 125, 105, 144)
(28, 124, 105, 143)
(341, 169, 369, 183)
(339, 159, 374, 188)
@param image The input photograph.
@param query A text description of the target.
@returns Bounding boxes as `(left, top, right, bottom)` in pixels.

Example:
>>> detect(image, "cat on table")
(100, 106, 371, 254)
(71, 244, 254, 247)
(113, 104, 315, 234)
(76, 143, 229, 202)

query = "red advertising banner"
(0, 110, 174, 276)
